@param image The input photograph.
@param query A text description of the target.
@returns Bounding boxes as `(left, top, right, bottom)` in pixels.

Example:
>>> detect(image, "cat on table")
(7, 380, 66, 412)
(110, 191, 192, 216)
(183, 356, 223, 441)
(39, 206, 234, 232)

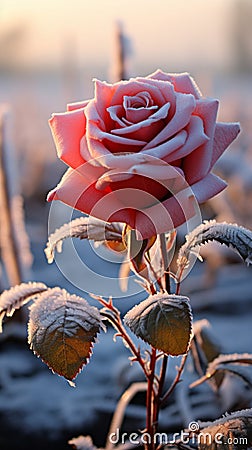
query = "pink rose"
(48, 70, 240, 238)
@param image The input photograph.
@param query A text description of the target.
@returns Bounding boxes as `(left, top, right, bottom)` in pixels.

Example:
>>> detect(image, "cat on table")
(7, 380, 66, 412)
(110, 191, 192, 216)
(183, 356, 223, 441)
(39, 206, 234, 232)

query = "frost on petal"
(143, 92, 196, 150)
(133, 190, 198, 239)
(211, 122, 240, 167)
(49, 109, 86, 168)
(191, 173, 227, 203)
(67, 99, 90, 111)
(148, 70, 202, 99)
(183, 99, 219, 184)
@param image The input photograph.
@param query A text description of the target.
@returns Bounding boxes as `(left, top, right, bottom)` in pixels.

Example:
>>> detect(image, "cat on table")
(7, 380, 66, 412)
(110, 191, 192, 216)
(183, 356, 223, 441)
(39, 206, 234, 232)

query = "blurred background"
(0, 0, 252, 449)
(0, 0, 252, 206)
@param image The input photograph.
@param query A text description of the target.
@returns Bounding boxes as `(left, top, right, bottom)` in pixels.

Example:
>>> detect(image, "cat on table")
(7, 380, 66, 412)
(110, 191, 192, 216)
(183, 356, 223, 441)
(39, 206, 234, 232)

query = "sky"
(0, 0, 239, 74)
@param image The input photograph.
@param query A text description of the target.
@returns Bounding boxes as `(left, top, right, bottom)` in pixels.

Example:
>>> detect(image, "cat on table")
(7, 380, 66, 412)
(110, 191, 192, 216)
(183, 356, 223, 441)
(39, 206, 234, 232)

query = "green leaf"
(28, 287, 105, 381)
(124, 293, 193, 356)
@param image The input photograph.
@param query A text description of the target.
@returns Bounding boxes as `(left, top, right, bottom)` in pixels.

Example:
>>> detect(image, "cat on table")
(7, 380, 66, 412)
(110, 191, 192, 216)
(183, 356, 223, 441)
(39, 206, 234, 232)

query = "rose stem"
(160, 233, 170, 294)
(100, 299, 157, 450)
(146, 347, 157, 450)
(97, 297, 149, 378)
(152, 234, 171, 428)
(175, 265, 184, 295)
(160, 354, 188, 405)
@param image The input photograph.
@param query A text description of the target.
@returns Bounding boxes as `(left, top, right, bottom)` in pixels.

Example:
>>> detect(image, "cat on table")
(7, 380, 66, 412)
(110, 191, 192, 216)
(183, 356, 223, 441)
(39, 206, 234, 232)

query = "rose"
(47, 69, 240, 238)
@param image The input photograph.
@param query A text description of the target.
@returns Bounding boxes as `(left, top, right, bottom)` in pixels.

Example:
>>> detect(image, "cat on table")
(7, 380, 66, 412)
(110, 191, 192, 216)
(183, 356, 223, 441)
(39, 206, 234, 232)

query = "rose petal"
(143, 92, 196, 150)
(142, 129, 187, 159)
(94, 79, 166, 127)
(49, 109, 86, 168)
(135, 76, 176, 105)
(125, 106, 158, 123)
(94, 79, 118, 123)
(133, 190, 198, 238)
(191, 173, 227, 203)
(111, 102, 170, 135)
(85, 140, 138, 167)
(95, 162, 184, 191)
(47, 169, 141, 228)
(47, 167, 128, 222)
(95, 169, 134, 189)
(110, 79, 167, 108)
(124, 92, 151, 108)
(79, 136, 110, 164)
(87, 120, 147, 146)
(85, 99, 106, 130)
(82, 141, 160, 169)
(67, 100, 90, 111)
(211, 122, 240, 167)
(164, 116, 208, 163)
(107, 105, 128, 127)
(183, 99, 219, 184)
(148, 70, 202, 99)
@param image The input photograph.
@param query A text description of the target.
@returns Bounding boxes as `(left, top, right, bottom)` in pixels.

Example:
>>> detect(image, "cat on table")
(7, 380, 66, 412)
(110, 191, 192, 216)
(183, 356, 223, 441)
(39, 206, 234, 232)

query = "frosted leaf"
(196, 409, 252, 449)
(190, 353, 252, 388)
(177, 220, 252, 274)
(192, 319, 223, 389)
(198, 407, 252, 429)
(45, 216, 124, 263)
(0, 282, 47, 332)
(124, 293, 193, 356)
(28, 287, 106, 381)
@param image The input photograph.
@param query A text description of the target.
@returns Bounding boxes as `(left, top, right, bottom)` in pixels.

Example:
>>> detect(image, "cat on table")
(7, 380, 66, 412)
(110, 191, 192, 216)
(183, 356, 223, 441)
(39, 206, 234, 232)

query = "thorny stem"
(99, 232, 189, 450)
(97, 298, 149, 378)
(175, 265, 184, 295)
(150, 234, 171, 436)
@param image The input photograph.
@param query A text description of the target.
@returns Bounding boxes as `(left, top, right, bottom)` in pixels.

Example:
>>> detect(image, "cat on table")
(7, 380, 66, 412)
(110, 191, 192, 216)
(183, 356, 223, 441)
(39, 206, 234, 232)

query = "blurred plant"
(0, 107, 32, 290)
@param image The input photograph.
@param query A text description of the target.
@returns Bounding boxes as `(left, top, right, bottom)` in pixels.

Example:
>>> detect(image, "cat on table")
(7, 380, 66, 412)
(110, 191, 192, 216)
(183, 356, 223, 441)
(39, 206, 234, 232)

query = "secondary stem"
(101, 309, 149, 378)
(152, 353, 168, 435)
(151, 234, 171, 433)
(160, 353, 188, 405)
(146, 347, 157, 450)
(159, 233, 170, 293)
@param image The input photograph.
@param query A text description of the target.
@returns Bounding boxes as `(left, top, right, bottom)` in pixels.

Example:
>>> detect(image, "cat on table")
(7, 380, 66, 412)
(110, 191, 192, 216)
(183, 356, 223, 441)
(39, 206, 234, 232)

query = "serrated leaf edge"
(0, 282, 48, 332)
(28, 287, 105, 380)
(124, 294, 193, 356)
